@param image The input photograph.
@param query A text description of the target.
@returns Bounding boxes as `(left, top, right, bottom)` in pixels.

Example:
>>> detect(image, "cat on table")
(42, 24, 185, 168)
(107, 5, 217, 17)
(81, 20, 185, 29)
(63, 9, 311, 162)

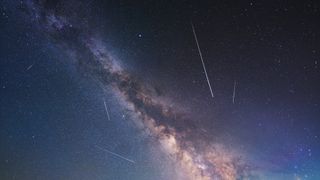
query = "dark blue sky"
(1, 0, 320, 179)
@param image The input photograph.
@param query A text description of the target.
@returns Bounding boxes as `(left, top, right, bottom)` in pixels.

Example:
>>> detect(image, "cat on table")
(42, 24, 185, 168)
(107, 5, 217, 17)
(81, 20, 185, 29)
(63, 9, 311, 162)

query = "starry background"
(1, 0, 320, 179)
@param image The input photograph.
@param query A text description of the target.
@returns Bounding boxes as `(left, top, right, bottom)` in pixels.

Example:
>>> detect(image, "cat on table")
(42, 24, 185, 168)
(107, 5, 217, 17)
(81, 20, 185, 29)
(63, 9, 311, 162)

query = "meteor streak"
(191, 22, 214, 98)
(233, 80, 237, 104)
(96, 145, 135, 164)
(26, 63, 34, 71)
(103, 99, 111, 121)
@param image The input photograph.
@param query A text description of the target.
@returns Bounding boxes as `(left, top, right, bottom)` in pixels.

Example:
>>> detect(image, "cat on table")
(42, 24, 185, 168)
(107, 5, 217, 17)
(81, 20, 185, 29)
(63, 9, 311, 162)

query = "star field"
(1, 0, 320, 179)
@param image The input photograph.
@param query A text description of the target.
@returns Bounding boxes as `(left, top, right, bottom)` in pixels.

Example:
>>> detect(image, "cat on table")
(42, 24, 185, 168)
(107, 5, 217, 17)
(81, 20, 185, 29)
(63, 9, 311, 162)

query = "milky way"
(22, 1, 252, 179)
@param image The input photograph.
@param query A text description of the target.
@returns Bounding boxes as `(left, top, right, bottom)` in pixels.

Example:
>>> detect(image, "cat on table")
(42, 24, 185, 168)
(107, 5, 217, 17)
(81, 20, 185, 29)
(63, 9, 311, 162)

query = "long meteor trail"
(191, 22, 214, 98)
(103, 99, 111, 121)
(96, 145, 135, 164)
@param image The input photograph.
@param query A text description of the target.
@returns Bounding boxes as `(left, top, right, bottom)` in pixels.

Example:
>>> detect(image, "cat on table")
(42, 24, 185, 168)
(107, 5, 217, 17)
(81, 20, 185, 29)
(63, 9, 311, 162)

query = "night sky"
(1, 0, 320, 179)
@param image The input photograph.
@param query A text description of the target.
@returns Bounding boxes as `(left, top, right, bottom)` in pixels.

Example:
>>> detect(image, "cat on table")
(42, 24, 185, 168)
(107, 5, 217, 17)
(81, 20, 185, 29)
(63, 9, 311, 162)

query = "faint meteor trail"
(233, 80, 237, 104)
(96, 145, 135, 164)
(103, 99, 111, 121)
(191, 22, 214, 98)
(26, 63, 34, 71)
